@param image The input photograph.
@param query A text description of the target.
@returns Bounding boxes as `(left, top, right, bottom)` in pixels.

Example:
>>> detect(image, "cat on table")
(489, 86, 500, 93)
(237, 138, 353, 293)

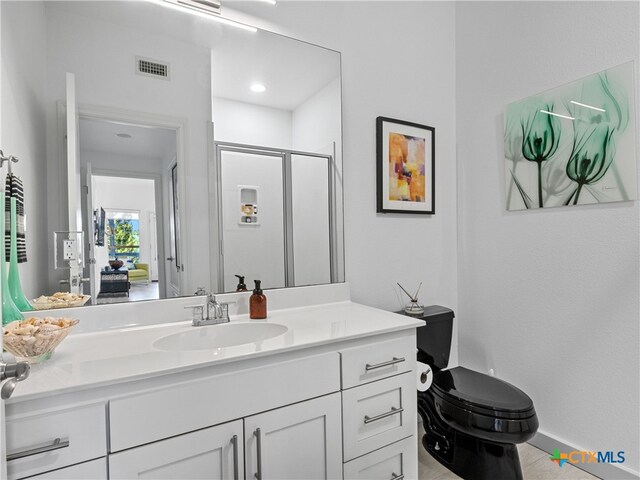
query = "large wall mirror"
(0, 0, 343, 309)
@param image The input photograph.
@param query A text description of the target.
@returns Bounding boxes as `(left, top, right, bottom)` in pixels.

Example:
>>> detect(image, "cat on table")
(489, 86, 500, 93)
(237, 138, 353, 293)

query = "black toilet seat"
(431, 366, 536, 420)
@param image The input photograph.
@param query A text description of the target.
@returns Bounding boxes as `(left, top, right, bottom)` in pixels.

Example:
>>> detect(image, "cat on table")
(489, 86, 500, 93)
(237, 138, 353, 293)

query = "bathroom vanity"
(4, 286, 423, 480)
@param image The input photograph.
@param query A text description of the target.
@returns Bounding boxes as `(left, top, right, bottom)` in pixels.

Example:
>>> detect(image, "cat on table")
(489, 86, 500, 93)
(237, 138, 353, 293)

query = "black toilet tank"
(416, 305, 454, 372)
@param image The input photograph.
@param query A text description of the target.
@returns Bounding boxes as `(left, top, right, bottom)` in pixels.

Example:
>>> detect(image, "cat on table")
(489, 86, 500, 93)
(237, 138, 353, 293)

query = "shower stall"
(214, 142, 341, 292)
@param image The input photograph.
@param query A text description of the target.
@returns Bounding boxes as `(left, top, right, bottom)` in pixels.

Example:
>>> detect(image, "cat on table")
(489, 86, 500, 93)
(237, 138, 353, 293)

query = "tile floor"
(128, 281, 160, 302)
(417, 426, 600, 479)
(97, 281, 160, 304)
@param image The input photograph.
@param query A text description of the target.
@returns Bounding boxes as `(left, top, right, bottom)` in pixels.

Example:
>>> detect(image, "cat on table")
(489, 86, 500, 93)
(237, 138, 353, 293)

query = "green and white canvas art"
(504, 62, 637, 211)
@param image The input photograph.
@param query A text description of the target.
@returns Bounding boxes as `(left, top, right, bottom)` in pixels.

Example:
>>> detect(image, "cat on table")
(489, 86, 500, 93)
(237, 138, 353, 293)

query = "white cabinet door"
(109, 420, 243, 480)
(244, 393, 342, 480)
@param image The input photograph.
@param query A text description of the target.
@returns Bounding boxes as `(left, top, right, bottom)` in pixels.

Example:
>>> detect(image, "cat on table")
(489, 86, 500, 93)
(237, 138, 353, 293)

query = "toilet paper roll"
(417, 362, 433, 392)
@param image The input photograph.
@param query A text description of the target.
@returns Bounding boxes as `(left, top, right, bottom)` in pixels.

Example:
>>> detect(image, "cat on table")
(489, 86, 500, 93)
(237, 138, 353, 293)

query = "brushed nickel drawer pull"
(7, 437, 70, 461)
(231, 434, 239, 480)
(391, 473, 404, 480)
(364, 406, 404, 424)
(365, 357, 405, 371)
(254, 428, 263, 480)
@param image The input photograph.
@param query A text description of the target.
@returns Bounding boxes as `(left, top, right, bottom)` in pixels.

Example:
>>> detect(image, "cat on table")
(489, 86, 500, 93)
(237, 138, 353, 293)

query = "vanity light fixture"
(250, 83, 266, 93)
(259, 0, 277, 4)
(570, 100, 606, 112)
(116, 133, 132, 138)
(540, 109, 575, 121)
(148, 0, 258, 33)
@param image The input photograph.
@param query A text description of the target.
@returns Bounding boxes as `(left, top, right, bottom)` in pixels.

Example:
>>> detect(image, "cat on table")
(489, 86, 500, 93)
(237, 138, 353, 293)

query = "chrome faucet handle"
(184, 304, 205, 326)
(217, 302, 229, 321)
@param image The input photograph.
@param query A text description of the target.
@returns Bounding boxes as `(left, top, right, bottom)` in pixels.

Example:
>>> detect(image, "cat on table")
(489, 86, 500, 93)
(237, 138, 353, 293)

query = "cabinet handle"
(364, 406, 404, 424)
(7, 437, 70, 461)
(231, 434, 239, 480)
(254, 428, 263, 480)
(391, 473, 404, 480)
(365, 357, 405, 371)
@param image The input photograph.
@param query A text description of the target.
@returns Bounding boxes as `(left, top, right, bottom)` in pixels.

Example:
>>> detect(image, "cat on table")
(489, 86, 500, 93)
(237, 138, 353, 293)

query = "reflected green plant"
(565, 125, 614, 205)
(521, 105, 561, 207)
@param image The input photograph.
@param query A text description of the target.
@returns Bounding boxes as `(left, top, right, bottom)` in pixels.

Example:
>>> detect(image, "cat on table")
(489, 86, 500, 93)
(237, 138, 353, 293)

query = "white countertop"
(11, 301, 423, 402)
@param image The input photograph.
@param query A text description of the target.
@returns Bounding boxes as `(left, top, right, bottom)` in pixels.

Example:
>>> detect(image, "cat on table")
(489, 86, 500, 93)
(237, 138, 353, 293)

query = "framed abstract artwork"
(376, 116, 435, 214)
(504, 61, 637, 211)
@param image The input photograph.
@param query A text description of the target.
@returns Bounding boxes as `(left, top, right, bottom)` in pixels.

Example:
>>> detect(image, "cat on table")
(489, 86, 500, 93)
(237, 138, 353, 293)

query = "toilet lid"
(432, 366, 535, 417)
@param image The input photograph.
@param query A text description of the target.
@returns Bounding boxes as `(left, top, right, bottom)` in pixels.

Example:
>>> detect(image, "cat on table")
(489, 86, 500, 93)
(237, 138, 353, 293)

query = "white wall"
(44, 5, 211, 295)
(225, 4, 459, 341)
(212, 97, 293, 149)
(292, 77, 341, 155)
(82, 150, 165, 176)
(456, 1, 639, 475)
(0, 1, 49, 299)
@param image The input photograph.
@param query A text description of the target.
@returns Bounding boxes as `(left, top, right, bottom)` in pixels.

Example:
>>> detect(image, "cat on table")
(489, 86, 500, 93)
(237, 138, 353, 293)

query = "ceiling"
(79, 118, 176, 159)
(47, 1, 340, 111)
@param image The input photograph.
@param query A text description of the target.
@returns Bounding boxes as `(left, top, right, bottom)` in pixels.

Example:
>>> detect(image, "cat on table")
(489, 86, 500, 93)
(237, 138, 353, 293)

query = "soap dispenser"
(249, 280, 267, 319)
(235, 275, 247, 292)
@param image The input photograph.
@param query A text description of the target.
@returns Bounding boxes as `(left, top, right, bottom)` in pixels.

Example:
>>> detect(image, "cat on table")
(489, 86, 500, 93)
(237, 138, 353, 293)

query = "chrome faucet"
(184, 294, 231, 326)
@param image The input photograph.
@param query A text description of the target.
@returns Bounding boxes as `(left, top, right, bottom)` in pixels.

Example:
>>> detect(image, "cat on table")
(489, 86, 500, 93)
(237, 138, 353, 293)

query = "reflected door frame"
(58, 103, 189, 298)
(93, 171, 166, 299)
(166, 161, 182, 297)
(212, 140, 337, 292)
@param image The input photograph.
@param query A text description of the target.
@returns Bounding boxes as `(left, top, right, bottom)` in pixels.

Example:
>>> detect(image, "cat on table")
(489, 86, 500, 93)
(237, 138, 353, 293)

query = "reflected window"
(106, 211, 141, 261)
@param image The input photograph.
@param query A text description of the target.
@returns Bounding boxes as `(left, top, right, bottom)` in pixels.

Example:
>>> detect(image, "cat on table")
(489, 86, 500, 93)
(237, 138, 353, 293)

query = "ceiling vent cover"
(136, 57, 170, 80)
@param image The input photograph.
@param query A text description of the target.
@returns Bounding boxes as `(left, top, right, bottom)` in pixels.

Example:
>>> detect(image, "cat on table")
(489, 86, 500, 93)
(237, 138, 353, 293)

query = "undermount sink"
(153, 322, 288, 351)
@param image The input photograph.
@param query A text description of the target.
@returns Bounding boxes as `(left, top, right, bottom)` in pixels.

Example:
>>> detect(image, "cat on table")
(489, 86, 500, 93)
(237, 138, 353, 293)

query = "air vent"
(136, 57, 170, 81)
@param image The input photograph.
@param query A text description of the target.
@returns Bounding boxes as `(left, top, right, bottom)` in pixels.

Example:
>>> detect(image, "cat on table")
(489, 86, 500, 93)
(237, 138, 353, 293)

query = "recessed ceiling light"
(250, 83, 266, 93)
(260, 0, 277, 4)
(116, 133, 132, 138)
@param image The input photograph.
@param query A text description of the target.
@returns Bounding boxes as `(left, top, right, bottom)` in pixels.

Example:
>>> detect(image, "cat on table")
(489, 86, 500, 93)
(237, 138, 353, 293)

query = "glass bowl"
(3, 317, 79, 363)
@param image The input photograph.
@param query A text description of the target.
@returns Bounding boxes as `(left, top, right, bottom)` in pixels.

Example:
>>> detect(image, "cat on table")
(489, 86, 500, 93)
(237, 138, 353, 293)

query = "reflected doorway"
(79, 116, 180, 302)
(93, 180, 159, 303)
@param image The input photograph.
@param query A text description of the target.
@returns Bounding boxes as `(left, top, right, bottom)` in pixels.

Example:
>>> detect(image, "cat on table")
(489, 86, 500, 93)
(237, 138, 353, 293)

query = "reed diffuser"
(397, 282, 424, 316)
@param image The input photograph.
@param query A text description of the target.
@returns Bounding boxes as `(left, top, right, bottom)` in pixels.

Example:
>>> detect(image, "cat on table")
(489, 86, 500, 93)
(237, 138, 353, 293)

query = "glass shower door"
(290, 154, 332, 286)
(219, 149, 286, 292)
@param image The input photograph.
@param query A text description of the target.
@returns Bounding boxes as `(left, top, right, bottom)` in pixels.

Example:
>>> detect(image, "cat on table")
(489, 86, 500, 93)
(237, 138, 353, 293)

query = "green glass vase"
(8, 197, 32, 312)
(1, 192, 24, 325)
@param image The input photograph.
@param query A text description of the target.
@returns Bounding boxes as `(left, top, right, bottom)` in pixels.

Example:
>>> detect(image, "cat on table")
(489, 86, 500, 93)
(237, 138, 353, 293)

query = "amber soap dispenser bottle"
(250, 280, 267, 319)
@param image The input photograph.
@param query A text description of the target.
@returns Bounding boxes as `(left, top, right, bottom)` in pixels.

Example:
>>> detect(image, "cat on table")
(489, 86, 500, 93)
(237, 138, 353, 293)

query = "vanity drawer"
(343, 436, 417, 480)
(342, 372, 416, 461)
(109, 351, 340, 452)
(6, 403, 107, 480)
(341, 334, 415, 389)
(26, 458, 107, 480)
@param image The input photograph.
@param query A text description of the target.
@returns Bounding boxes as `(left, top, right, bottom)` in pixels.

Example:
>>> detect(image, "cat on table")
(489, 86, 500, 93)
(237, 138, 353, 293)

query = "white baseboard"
(530, 431, 639, 480)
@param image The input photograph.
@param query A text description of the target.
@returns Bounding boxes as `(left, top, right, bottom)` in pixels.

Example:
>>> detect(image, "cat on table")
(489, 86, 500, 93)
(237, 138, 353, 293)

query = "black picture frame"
(376, 116, 435, 214)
